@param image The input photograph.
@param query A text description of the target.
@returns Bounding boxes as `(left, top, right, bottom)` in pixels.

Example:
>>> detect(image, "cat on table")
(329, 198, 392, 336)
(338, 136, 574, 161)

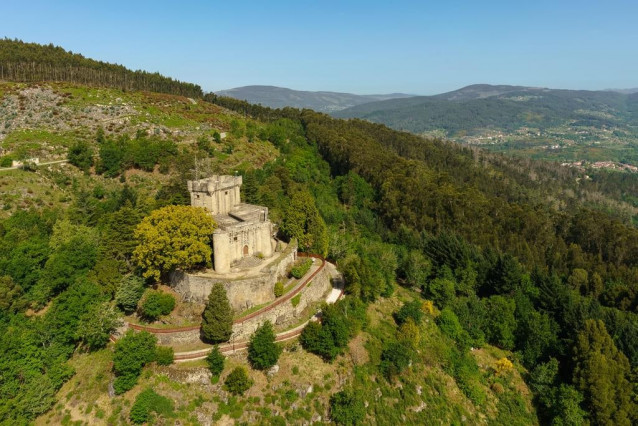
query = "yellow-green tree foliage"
(133, 206, 216, 280)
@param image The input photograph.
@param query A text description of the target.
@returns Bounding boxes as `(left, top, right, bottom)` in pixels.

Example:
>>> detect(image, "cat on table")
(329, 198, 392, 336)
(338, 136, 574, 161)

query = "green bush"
(155, 346, 174, 366)
(291, 294, 301, 307)
(140, 290, 175, 321)
(394, 300, 423, 325)
(330, 390, 365, 425)
(129, 388, 174, 424)
(0, 156, 13, 167)
(224, 367, 253, 396)
(112, 331, 157, 394)
(274, 281, 284, 297)
(290, 258, 312, 279)
(248, 321, 282, 370)
(206, 346, 225, 377)
(379, 342, 412, 380)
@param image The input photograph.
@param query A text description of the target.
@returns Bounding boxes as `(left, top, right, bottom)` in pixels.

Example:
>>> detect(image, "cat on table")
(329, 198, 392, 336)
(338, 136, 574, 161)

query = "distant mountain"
(607, 88, 638, 95)
(215, 85, 414, 113)
(334, 84, 638, 135)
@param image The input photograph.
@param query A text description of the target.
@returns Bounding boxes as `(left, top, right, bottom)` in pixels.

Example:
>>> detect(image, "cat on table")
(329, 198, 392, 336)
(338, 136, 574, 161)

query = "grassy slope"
(0, 82, 279, 218)
(37, 290, 535, 425)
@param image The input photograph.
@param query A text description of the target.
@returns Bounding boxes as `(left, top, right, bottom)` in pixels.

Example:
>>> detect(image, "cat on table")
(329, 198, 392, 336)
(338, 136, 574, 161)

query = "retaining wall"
(170, 242, 297, 312)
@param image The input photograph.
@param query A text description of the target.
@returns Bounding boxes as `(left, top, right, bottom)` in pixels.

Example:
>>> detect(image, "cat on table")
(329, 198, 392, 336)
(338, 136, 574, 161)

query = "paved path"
(0, 159, 68, 172)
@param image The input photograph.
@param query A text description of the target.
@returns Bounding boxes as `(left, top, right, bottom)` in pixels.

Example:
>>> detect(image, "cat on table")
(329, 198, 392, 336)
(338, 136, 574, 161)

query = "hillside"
(1, 41, 637, 426)
(335, 84, 638, 166)
(216, 85, 413, 113)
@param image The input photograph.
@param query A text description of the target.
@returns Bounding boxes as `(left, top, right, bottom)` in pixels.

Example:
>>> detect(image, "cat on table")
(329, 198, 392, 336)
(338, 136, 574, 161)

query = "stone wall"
(230, 260, 332, 340)
(170, 242, 297, 312)
(154, 260, 333, 345)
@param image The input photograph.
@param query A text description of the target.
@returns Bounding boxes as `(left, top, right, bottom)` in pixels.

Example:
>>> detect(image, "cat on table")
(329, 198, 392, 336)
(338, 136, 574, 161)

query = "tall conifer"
(201, 283, 233, 343)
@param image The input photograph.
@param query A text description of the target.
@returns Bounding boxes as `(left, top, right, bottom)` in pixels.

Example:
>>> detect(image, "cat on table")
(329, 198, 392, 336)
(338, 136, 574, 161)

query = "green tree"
(248, 320, 282, 370)
(68, 140, 94, 172)
(206, 346, 225, 378)
(426, 277, 456, 308)
(201, 283, 233, 343)
(0, 275, 25, 313)
(133, 205, 216, 280)
(280, 190, 328, 255)
(115, 275, 145, 314)
(573, 319, 633, 425)
(484, 295, 517, 350)
(112, 330, 157, 394)
(224, 367, 253, 395)
(75, 302, 122, 351)
(330, 389, 366, 425)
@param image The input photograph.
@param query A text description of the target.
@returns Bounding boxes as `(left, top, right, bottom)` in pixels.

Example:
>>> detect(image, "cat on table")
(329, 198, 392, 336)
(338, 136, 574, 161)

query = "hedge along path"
(126, 253, 326, 335)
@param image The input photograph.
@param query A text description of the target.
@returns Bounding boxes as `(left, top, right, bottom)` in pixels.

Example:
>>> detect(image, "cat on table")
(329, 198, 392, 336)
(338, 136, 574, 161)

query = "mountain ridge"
(215, 85, 414, 112)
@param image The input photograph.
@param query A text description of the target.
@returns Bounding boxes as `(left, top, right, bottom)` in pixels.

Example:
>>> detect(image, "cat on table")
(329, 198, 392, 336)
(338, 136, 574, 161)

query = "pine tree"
(201, 283, 233, 343)
(573, 320, 634, 425)
(248, 320, 281, 370)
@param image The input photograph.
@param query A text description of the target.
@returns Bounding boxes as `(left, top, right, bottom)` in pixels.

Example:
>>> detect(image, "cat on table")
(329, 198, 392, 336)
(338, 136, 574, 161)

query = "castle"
(187, 175, 274, 273)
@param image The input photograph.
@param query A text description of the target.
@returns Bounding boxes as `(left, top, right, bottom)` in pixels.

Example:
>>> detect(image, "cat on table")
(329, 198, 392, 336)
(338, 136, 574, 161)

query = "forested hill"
(216, 85, 413, 113)
(0, 38, 202, 97)
(334, 83, 638, 135)
(1, 43, 637, 424)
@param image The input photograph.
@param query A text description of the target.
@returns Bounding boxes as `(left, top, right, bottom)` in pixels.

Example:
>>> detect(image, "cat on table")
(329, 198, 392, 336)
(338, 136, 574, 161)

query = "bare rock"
(267, 364, 280, 376)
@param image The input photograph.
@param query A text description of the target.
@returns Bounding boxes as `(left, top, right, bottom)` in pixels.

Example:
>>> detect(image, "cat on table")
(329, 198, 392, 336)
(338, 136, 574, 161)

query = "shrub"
(68, 141, 94, 172)
(115, 275, 145, 314)
(140, 291, 175, 321)
(330, 390, 365, 425)
(112, 331, 157, 394)
(291, 294, 301, 307)
(248, 321, 282, 370)
(155, 346, 174, 366)
(129, 388, 174, 424)
(394, 300, 424, 325)
(206, 346, 225, 377)
(224, 367, 253, 395)
(379, 342, 412, 380)
(290, 258, 312, 279)
(274, 281, 284, 297)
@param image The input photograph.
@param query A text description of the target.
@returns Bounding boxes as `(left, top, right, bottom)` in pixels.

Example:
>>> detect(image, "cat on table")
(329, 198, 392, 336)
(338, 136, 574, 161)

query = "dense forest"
(0, 41, 637, 424)
(0, 39, 202, 97)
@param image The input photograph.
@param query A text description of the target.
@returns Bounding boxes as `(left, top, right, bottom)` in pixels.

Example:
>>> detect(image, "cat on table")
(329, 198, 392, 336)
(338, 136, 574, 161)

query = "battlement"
(187, 175, 242, 215)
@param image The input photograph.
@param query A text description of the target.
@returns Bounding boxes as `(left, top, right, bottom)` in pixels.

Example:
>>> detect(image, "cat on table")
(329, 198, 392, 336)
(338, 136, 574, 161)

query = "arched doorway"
(243, 245, 249, 257)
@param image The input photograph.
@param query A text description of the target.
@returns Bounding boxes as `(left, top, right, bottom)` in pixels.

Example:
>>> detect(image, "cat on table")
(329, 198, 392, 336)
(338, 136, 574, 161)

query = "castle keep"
(188, 175, 274, 273)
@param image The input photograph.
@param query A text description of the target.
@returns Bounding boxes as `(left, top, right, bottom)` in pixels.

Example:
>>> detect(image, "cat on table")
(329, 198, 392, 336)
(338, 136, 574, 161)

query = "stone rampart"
(170, 242, 297, 312)
(149, 255, 333, 345)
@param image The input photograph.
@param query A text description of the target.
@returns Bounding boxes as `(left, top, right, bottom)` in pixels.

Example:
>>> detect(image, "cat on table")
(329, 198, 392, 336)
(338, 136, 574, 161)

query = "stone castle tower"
(188, 175, 273, 273)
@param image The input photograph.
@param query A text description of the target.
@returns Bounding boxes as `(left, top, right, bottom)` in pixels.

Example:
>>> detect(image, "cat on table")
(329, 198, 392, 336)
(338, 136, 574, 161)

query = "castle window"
(196, 194, 200, 199)
(225, 191, 228, 195)
(234, 236, 238, 241)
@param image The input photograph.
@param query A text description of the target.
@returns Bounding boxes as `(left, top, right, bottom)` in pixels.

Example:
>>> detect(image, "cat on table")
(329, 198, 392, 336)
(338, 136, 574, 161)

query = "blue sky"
(2, 0, 637, 94)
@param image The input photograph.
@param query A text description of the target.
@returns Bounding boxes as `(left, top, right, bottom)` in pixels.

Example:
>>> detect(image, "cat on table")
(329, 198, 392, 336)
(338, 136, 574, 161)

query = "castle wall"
(171, 243, 297, 312)
(156, 261, 332, 344)
(212, 222, 274, 273)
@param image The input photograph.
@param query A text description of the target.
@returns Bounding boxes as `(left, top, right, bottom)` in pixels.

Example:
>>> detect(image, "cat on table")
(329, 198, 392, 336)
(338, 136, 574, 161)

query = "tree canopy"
(133, 206, 216, 280)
